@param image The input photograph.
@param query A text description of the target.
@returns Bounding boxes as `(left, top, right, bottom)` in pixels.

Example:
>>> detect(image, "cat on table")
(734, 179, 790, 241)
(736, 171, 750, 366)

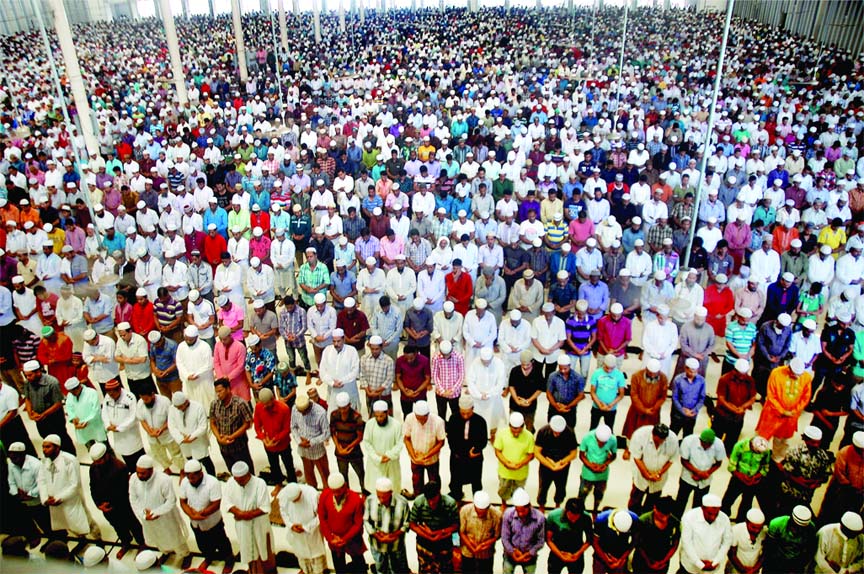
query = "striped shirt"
(297, 262, 331, 305)
(565, 314, 596, 350)
(364, 493, 411, 552)
(209, 396, 253, 450)
(360, 352, 395, 394)
(355, 236, 381, 262)
(329, 408, 364, 460)
(724, 321, 758, 363)
(431, 352, 464, 399)
(290, 403, 330, 459)
(279, 307, 307, 348)
(406, 239, 433, 269)
(154, 297, 184, 327)
(403, 413, 446, 462)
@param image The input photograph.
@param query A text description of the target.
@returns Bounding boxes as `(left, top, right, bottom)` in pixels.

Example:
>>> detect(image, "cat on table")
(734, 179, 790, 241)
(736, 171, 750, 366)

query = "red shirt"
(318, 489, 366, 551)
(36, 293, 59, 326)
(253, 400, 292, 452)
(395, 354, 431, 391)
(336, 309, 370, 351)
(445, 272, 473, 316)
(131, 301, 157, 336)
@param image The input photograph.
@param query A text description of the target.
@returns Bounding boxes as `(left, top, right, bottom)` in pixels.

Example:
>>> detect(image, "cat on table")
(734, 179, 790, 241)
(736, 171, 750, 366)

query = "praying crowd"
(1, 4, 864, 574)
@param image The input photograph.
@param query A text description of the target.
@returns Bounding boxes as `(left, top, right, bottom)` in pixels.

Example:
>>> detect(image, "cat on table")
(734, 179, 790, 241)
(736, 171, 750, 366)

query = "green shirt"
(546, 508, 593, 554)
(492, 178, 514, 201)
(727, 438, 771, 477)
(767, 515, 816, 562)
(493, 428, 535, 481)
(228, 209, 251, 239)
(409, 493, 459, 550)
(296, 262, 331, 305)
(579, 429, 617, 481)
(724, 321, 757, 363)
(588, 369, 627, 410)
(796, 291, 824, 325)
(854, 330, 864, 378)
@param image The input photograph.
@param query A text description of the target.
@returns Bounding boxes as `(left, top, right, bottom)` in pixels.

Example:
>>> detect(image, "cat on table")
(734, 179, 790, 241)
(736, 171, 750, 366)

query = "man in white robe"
(213, 258, 245, 307)
(37, 434, 101, 538)
(277, 483, 328, 574)
(432, 301, 464, 355)
(497, 310, 532, 370)
(462, 298, 498, 367)
(357, 257, 387, 314)
(641, 304, 680, 378)
(319, 329, 361, 412)
(385, 256, 417, 316)
(176, 325, 216, 407)
(128, 455, 190, 563)
(167, 391, 214, 474)
(225, 461, 275, 571)
(361, 401, 403, 493)
(466, 347, 508, 433)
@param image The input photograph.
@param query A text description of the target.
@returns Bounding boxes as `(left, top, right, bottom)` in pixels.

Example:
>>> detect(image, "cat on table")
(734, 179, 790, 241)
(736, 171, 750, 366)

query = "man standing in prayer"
(64, 376, 106, 448)
(409, 480, 460, 573)
(364, 476, 411, 574)
(363, 399, 404, 494)
(291, 392, 331, 489)
(210, 378, 255, 473)
(37, 434, 101, 540)
(176, 325, 216, 407)
(318, 472, 367, 573)
(628, 423, 680, 514)
(755, 357, 812, 460)
(459, 490, 502, 574)
(403, 399, 446, 499)
(88, 442, 143, 557)
(102, 377, 146, 472)
(501, 487, 546, 573)
(225, 461, 276, 573)
(330, 391, 366, 492)
(167, 391, 215, 475)
(621, 359, 667, 459)
(277, 483, 327, 574)
(678, 494, 733, 574)
(179, 459, 235, 574)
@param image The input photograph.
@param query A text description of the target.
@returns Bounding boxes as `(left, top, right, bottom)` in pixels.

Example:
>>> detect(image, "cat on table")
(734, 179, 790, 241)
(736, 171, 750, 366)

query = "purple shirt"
(501, 507, 546, 558)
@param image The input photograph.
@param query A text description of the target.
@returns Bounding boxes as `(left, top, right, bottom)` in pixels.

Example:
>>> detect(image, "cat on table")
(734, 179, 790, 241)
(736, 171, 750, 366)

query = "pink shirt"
(218, 305, 245, 341)
(213, 339, 249, 400)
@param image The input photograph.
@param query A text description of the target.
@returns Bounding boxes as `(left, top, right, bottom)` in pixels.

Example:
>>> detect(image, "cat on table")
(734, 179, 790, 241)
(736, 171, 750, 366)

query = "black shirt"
(508, 365, 545, 412)
(535, 425, 578, 462)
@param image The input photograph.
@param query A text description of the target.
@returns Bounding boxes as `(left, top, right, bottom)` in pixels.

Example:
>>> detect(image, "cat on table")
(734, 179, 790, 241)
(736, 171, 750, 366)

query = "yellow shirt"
(418, 144, 436, 162)
(493, 428, 535, 481)
(817, 227, 846, 259)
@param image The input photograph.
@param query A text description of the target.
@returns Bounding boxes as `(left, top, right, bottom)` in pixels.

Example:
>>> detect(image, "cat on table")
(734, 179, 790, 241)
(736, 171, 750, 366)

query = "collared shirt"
(8, 455, 41, 499)
(179, 473, 223, 531)
(84, 294, 115, 333)
(724, 321, 757, 363)
(149, 338, 178, 382)
(493, 428, 535, 481)
(403, 412, 445, 460)
(278, 307, 307, 349)
(680, 435, 726, 487)
(24, 374, 62, 413)
(297, 263, 330, 305)
(290, 403, 330, 459)
(245, 348, 276, 387)
(364, 493, 411, 553)
(501, 507, 546, 559)
(671, 374, 707, 415)
(431, 352, 464, 399)
(409, 493, 459, 550)
(547, 370, 585, 405)
(360, 352, 395, 394)
(460, 503, 502, 559)
(371, 308, 404, 347)
(680, 507, 733, 573)
(727, 437, 771, 477)
(209, 396, 253, 446)
(116, 332, 151, 380)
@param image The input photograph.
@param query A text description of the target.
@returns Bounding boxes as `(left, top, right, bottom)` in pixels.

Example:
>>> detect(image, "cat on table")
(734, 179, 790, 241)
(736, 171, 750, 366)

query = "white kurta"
(37, 451, 95, 536)
(386, 267, 418, 316)
(357, 267, 387, 314)
(277, 485, 327, 560)
(641, 319, 680, 377)
(135, 257, 163, 301)
(129, 472, 190, 554)
(319, 344, 361, 413)
(679, 507, 732, 574)
(214, 262, 245, 306)
(225, 475, 273, 564)
(162, 261, 190, 301)
(102, 389, 145, 456)
(466, 356, 507, 430)
(432, 310, 464, 354)
(361, 417, 403, 493)
(176, 340, 216, 407)
(167, 399, 212, 460)
(462, 310, 498, 367)
(497, 318, 532, 370)
(416, 269, 446, 312)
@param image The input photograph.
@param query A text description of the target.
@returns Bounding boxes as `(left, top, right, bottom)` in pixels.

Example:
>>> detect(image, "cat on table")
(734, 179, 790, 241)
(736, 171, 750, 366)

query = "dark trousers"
(410, 344, 431, 359)
(712, 413, 745, 455)
(192, 521, 234, 563)
(548, 555, 585, 574)
(435, 394, 460, 421)
(589, 408, 617, 431)
(549, 405, 576, 429)
(35, 411, 75, 455)
(721, 475, 762, 520)
(266, 447, 298, 484)
(365, 393, 393, 418)
(670, 409, 696, 438)
(812, 362, 843, 398)
(337, 457, 366, 492)
(104, 504, 144, 546)
(197, 456, 217, 476)
(220, 443, 255, 475)
(534, 360, 557, 380)
(410, 461, 440, 496)
(538, 465, 569, 507)
(400, 397, 425, 420)
(0, 415, 36, 457)
(676, 482, 707, 516)
(285, 345, 311, 371)
(13, 500, 51, 540)
(121, 448, 146, 474)
(331, 548, 366, 573)
(128, 376, 154, 398)
(462, 555, 495, 574)
(449, 455, 482, 501)
(628, 485, 660, 516)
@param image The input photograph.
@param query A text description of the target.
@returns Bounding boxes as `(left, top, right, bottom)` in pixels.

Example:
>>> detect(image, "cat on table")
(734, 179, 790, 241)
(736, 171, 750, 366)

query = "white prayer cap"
(841, 512, 863, 532)
(613, 510, 634, 532)
(43, 434, 62, 446)
(314, 293, 327, 304)
(694, 306, 708, 318)
(64, 377, 81, 391)
(344, 297, 356, 308)
(137, 455, 155, 469)
(557, 355, 571, 366)
(135, 550, 159, 570)
(117, 321, 131, 331)
(332, 328, 345, 338)
(231, 461, 249, 477)
(413, 400, 430, 416)
(549, 416, 566, 433)
(854, 431, 864, 448)
(148, 331, 162, 343)
(610, 303, 624, 314)
(375, 477, 393, 493)
(413, 297, 425, 310)
(792, 505, 812, 525)
(480, 347, 493, 361)
(595, 424, 612, 442)
(136, 287, 148, 297)
(8, 442, 25, 453)
(803, 425, 822, 441)
(702, 494, 722, 508)
(475, 298, 488, 309)
(459, 395, 474, 409)
(83, 546, 107, 567)
(790, 357, 805, 375)
(336, 392, 351, 408)
(372, 400, 389, 412)
(189, 290, 200, 302)
(473, 490, 491, 509)
(22, 360, 41, 372)
(746, 508, 765, 525)
(685, 358, 700, 370)
(511, 488, 530, 507)
(439, 340, 453, 354)
(365, 256, 376, 266)
(443, 301, 455, 313)
(735, 359, 750, 373)
(654, 270, 666, 281)
(646, 358, 661, 373)
(184, 459, 202, 473)
(282, 483, 301, 500)
(509, 412, 525, 427)
(184, 325, 199, 338)
(327, 472, 346, 489)
(509, 309, 522, 321)
(369, 335, 383, 346)
(245, 334, 260, 347)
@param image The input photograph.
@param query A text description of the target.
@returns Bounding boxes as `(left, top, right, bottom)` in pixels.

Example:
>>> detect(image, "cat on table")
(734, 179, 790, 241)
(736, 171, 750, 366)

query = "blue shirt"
(578, 281, 609, 320)
(83, 295, 115, 334)
(589, 368, 627, 410)
(329, 271, 357, 309)
(148, 338, 178, 382)
(102, 232, 126, 254)
(671, 373, 706, 416)
(203, 207, 229, 236)
(547, 370, 585, 405)
(0, 286, 14, 326)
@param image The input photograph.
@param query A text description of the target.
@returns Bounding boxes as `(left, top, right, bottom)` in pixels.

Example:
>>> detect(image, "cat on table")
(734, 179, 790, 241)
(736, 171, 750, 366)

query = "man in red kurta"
(703, 276, 735, 337)
(203, 226, 228, 269)
(444, 260, 473, 316)
(131, 288, 157, 336)
(36, 326, 74, 392)
(755, 358, 812, 461)
(318, 473, 367, 573)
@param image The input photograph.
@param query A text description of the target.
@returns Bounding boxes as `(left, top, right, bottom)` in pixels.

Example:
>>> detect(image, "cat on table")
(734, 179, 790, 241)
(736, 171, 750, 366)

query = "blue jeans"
(503, 554, 537, 574)
(370, 545, 409, 574)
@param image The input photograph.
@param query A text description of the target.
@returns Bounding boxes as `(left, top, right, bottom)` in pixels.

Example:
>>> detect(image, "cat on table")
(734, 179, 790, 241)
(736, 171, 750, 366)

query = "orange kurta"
(755, 366, 812, 440)
(36, 333, 75, 393)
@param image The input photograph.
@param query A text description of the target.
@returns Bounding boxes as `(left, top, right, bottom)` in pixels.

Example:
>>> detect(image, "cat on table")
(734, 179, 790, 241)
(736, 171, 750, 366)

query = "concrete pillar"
(664, 0, 670, 8)
(505, 0, 510, 10)
(631, 0, 637, 9)
(208, 0, 215, 18)
(439, 0, 444, 11)
(260, 0, 269, 12)
(231, 0, 249, 82)
(277, 0, 289, 49)
(339, 0, 346, 30)
(359, 0, 365, 23)
(46, 0, 98, 155)
(153, 0, 163, 19)
(322, 0, 327, 13)
(158, 0, 188, 105)
(181, 0, 190, 17)
(312, 0, 322, 42)
(292, 0, 299, 14)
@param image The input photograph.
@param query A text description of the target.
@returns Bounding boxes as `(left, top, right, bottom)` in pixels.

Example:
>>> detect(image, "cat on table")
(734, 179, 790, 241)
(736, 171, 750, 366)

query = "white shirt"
(176, 340, 215, 408)
(246, 265, 276, 304)
(497, 318, 533, 365)
(679, 507, 733, 574)
(416, 269, 446, 312)
(179, 474, 223, 530)
(83, 335, 119, 385)
(278, 485, 326, 559)
(136, 394, 175, 445)
(8, 454, 41, 498)
(750, 248, 781, 287)
(679, 435, 726, 487)
(530, 315, 566, 364)
(168, 399, 211, 460)
(102, 389, 144, 455)
(729, 522, 766, 573)
(37, 451, 91, 535)
(808, 254, 836, 286)
(270, 238, 296, 270)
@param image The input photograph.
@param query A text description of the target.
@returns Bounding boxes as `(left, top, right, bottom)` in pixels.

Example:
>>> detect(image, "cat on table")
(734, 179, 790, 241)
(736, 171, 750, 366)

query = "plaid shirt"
(297, 262, 330, 305)
(361, 352, 395, 394)
(343, 216, 367, 242)
(365, 494, 411, 553)
(274, 370, 297, 398)
(245, 348, 276, 387)
(431, 352, 464, 399)
(209, 396, 253, 450)
(671, 201, 695, 224)
(355, 236, 381, 262)
(403, 413, 446, 461)
(406, 239, 432, 268)
(430, 217, 453, 241)
(646, 223, 673, 249)
(279, 307, 307, 349)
